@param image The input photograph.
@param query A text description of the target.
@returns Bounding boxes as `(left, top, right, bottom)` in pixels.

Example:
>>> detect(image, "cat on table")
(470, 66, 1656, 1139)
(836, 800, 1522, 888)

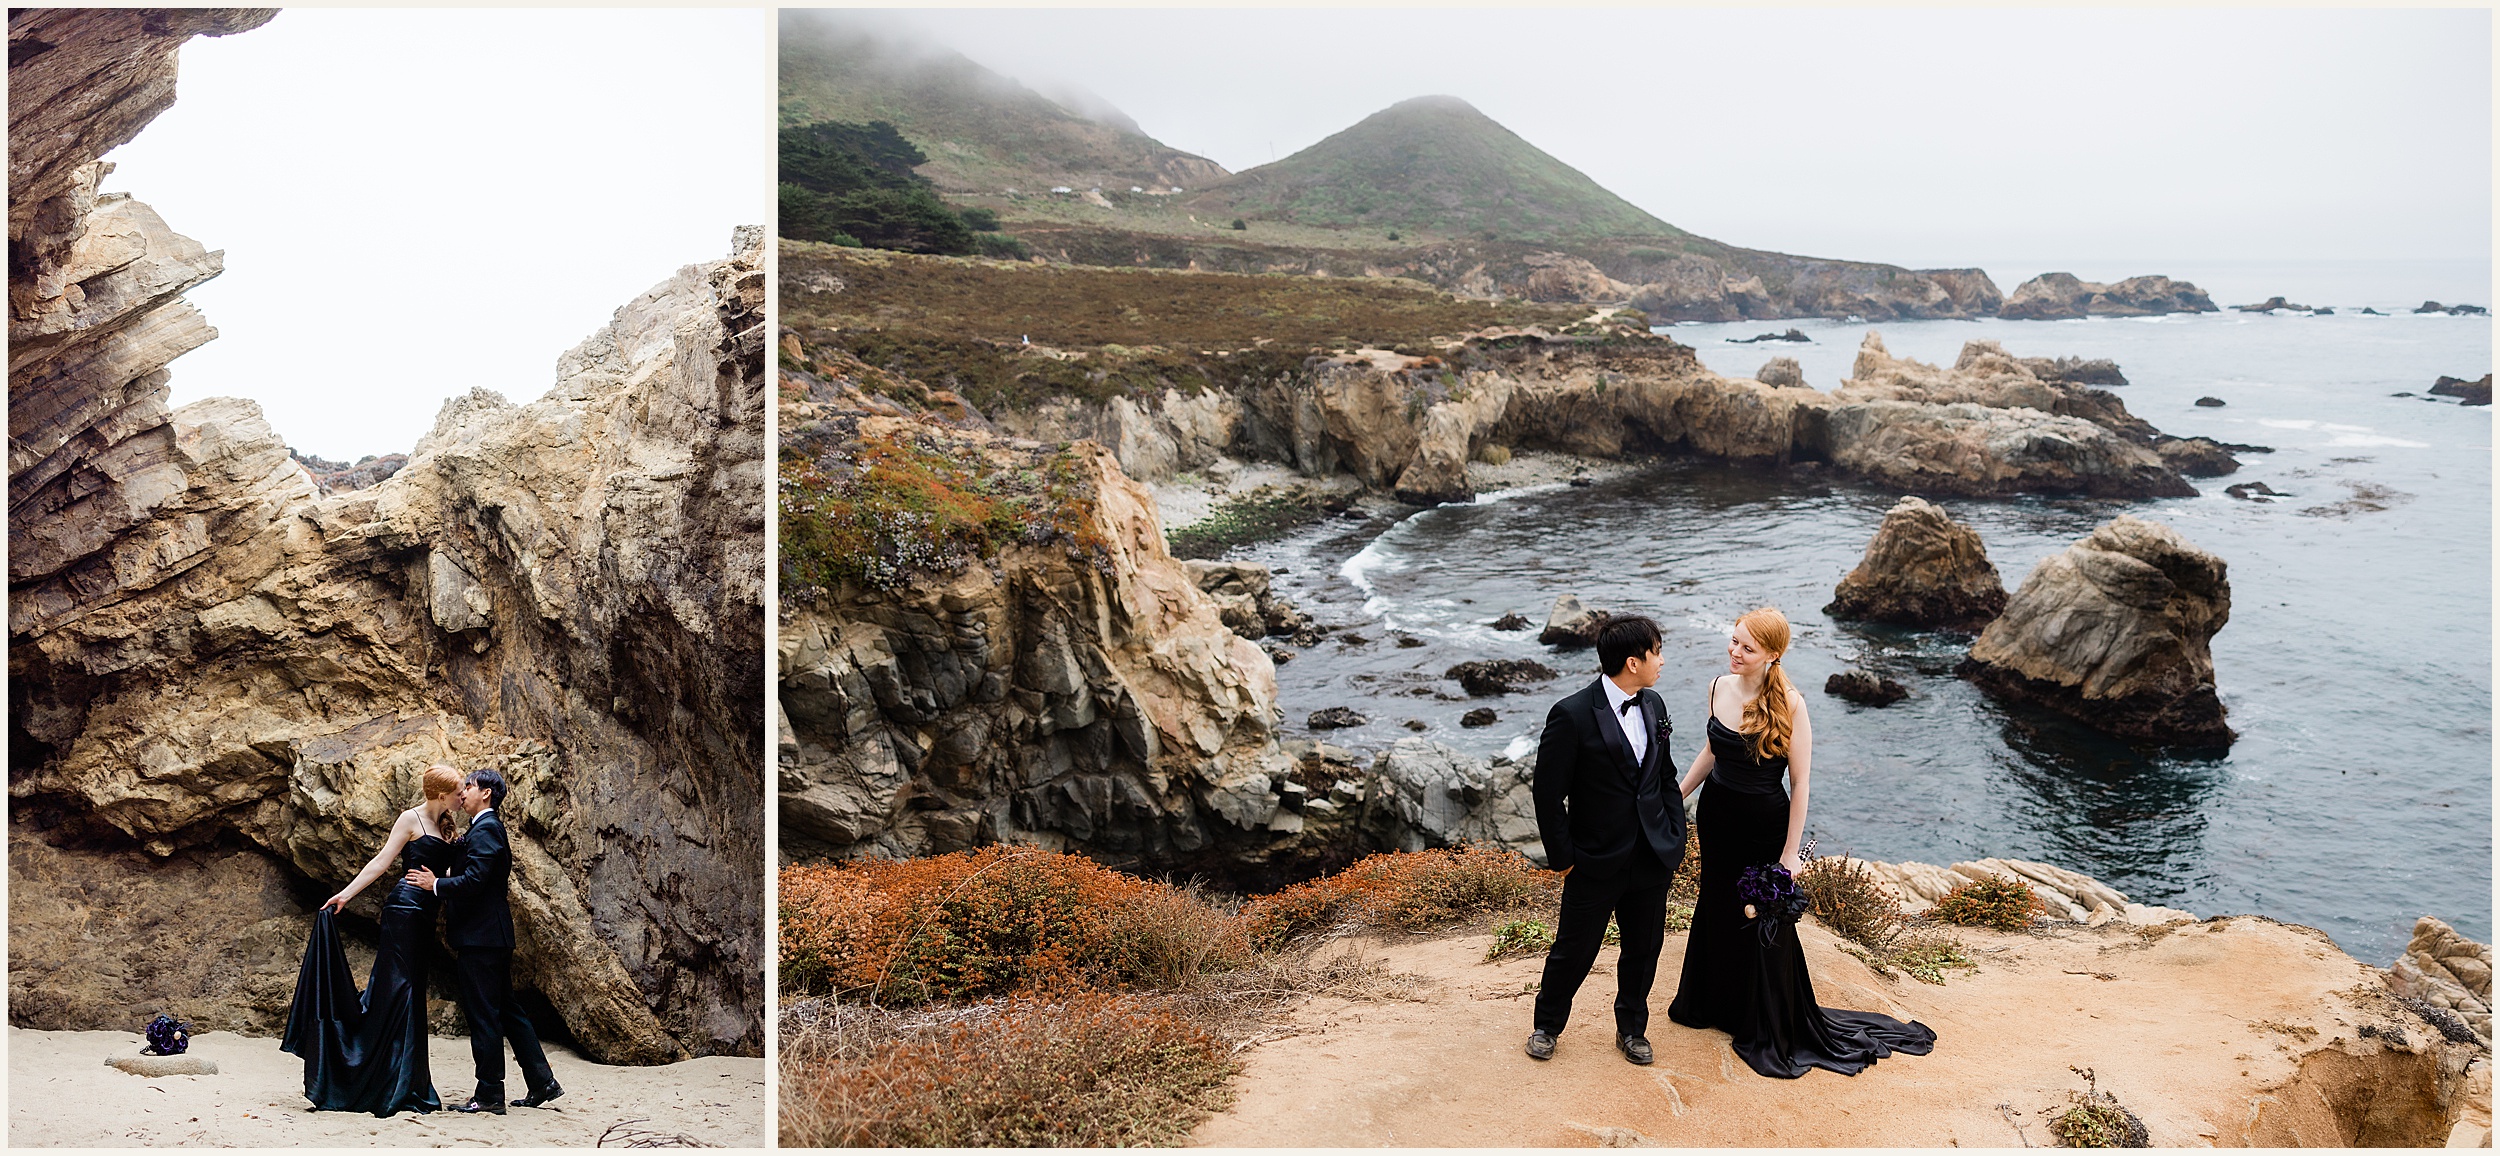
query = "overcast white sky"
(104, 9, 768, 460)
(852, 7, 2491, 283)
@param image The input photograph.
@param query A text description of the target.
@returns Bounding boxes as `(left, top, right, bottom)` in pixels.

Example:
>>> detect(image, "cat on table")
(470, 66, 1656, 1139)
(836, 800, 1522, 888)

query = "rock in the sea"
(2224, 481, 2285, 502)
(1489, 612, 1533, 631)
(2000, 272, 2217, 320)
(1461, 707, 1498, 728)
(1446, 659, 1561, 697)
(1309, 707, 1368, 730)
(1367, 739, 1541, 859)
(2385, 916, 2492, 1044)
(2017, 355, 2129, 387)
(2196, 396, 2226, 407)
(1538, 594, 1610, 648)
(2429, 375, 2492, 406)
(1824, 670, 1907, 706)
(1728, 328, 1810, 344)
(1960, 515, 2234, 745)
(1755, 357, 1806, 388)
(1824, 496, 2007, 630)
(2417, 301, 2491, 316)
(2233, 296, 2319, 314)
(2153, 435, 2241, 477)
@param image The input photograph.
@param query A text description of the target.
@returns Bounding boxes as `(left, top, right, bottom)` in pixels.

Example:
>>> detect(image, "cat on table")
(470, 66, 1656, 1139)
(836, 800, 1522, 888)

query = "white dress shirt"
(1598, 676, 1649, 764)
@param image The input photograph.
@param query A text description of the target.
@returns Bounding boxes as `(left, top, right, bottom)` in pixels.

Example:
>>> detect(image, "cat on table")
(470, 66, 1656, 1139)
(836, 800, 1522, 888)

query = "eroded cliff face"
(8, 12, 764, 1063)
(992, 328, 2207, 505)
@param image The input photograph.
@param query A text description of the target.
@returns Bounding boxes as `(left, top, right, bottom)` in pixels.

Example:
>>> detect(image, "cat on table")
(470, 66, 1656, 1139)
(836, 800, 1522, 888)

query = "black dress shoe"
(1525, 1030, 1557, 1060)
(1616, 1034, 1654, 1065)
(513, 1083, 564, 1108)
(456, 1096, 507, 1115)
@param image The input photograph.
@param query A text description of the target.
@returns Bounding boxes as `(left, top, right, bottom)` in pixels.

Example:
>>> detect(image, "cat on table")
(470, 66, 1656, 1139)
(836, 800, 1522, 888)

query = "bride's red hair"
(1735, 607, 1797, 761)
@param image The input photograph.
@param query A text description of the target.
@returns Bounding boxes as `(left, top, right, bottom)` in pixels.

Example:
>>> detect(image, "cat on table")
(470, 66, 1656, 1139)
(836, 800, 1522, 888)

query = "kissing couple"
(281, 765, 565, 1117)
(1524, 608, 1938, 1079)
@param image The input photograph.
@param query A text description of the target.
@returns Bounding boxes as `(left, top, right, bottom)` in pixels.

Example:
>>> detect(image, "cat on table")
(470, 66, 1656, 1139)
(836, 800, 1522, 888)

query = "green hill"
(1189, 96, 1687, 244)
(777, 11, 1227, 196)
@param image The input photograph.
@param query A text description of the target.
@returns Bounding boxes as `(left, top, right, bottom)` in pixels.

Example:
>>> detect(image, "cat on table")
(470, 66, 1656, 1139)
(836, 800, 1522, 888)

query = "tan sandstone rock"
(1825, 496, 2007, 631)
(1961, 515, 2234, 745)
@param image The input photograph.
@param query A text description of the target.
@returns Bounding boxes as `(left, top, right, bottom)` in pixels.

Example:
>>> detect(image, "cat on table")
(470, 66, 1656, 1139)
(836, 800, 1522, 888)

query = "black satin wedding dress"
(281, 833, 455, 1116)
(1666, 715, 1937, 1078)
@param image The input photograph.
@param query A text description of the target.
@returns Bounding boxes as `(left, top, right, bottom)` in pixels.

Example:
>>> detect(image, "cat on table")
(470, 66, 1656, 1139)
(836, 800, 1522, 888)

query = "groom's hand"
(405, 866, 437, 892)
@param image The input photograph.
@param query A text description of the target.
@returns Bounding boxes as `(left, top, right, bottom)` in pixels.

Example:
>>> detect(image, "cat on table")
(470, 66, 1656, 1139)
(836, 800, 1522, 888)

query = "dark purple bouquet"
(142, 1013, 191, 1056)
(1736, 864, 1809, 947)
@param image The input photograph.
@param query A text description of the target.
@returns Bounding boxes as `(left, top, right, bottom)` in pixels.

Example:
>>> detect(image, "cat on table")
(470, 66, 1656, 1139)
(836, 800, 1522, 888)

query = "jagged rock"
(1728, 328, 1809, 344)
(2430, 375, 2492, 406)
(1367, 740, 1540, 858)
(1999, 272, 2216, 320)
(1960, 515, 2233, 745)
(1824, 670, 1907, 706)
(1461, 707, 1497, 728)
(1824, 496, 2006, 630)
(2416, 301, 2490, 316)
(2225, 481, 2285, 502)
(1308, 707, 1368, 730)
(2385, 917, 2493, 1044)
(2196, 397, 2226, 407)
(1446, 659, 1561, 697)
(11, 14, 761, 1063)
(1539, 594, 1612, 648)
(2018, 355, 2128, 387)
(1489, 612, 1532, 631)
(1183, 559, 1310, 639)
(1755, 357, 1805, 388)
(291, 449, 408, 493)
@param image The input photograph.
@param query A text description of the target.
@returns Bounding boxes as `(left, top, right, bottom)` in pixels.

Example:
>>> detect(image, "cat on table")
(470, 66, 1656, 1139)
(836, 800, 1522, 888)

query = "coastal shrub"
(1930, 874, 2047, 932)
(1667, 821, 1702, 907)
(1485, 918, 1553, 961)
(778, 432, 1108, 593)
(1240, 844, 1556, 950)
(781, 993, 1237, 1147)
(1882, 930, 1977, 985)
(1165, 487, 1333, 560)
(2047, 1066, 2149, 1148)
(777, 848, 1249, 1003)
(1799, 856, 1903, 947)
(1230, 218, 1247, 230)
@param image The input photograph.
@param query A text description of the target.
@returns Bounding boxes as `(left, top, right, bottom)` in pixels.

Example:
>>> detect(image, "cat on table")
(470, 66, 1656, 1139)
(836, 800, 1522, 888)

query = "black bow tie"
(1618, 697, 1642, 717)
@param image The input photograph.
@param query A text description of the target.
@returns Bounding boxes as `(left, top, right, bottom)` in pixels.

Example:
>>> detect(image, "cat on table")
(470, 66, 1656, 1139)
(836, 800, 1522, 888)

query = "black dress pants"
(453, 948, 554, 1099)
(1532, 843, 1671, 1038)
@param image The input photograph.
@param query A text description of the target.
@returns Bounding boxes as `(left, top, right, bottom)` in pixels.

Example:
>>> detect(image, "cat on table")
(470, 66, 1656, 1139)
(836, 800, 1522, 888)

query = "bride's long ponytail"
(1735, 607, 1797, 761)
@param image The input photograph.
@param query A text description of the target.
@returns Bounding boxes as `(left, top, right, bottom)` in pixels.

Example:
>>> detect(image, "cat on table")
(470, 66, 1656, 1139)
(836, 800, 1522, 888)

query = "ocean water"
(1225, 292, 2491, 963)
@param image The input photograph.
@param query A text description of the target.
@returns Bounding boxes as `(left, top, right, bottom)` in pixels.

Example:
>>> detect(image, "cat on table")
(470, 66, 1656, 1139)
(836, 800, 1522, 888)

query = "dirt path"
(1192, 917, 2489, 1147)
(7, 1028, 764, 1147)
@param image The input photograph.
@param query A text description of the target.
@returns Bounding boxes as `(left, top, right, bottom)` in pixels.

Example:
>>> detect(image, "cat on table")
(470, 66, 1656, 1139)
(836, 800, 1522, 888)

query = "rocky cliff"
(9, 11, 764, 1063)
(1999, 272, 2217, 320)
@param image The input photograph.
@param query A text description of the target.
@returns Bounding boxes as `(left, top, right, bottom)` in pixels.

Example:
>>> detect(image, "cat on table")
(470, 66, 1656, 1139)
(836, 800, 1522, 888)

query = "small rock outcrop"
(1183, 560, 1311, 639)
(1446, 659, 1560, 697)
(1755, 356, 1805, 388)
(2386, 916, 2493, 1044)
(1308, 707, 1367, 730)
(2430, 375, 2493, 406)
(1488, 611, 1532, 631)
(1460, 707, 1497, 728)
(2195, 396, 2226, 407)
(1960, 515, 2234, 745)
(1538, 594, 1610, 648)
(2233, 296, 2324, 314)
(1824, 496, 2007, 630)
(1728, 328, 1809, 344)
(2018, 355, 2128, 387)
(1999, 272, 2217, 320)
(1824, 670, 1907, 706)
(2417, 301, 2491, 316)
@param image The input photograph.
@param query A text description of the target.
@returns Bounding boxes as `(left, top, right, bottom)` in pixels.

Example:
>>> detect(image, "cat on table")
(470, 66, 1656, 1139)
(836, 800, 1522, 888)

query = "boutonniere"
(1654, 710, 1672, 747)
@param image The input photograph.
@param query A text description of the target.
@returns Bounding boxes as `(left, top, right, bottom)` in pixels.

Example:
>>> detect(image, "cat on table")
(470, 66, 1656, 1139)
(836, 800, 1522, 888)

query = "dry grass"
(1932, 875, 2049, 933)
(1238, 844, 1560, 951)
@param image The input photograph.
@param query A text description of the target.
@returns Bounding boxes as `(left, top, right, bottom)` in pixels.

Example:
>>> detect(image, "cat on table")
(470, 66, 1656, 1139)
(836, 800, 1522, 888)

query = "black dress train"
(1667, 715, 1937, 1078)
(282, 833, 455, 1116)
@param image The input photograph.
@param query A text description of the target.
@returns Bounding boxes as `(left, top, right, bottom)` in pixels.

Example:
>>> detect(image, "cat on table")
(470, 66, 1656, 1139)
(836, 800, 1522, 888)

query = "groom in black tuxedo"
(407, 769, 563, 1113)
(1525, 614, 1688, 1065)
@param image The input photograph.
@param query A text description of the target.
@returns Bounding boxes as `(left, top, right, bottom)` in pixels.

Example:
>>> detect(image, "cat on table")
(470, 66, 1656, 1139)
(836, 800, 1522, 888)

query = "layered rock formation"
(1998, 272, 2217, 320)
(10, 12, 765, 1062)
(1824, 496, 2007, 630)
(1960, 515, 2234, 745)
(2388, 917, 2493, 1044)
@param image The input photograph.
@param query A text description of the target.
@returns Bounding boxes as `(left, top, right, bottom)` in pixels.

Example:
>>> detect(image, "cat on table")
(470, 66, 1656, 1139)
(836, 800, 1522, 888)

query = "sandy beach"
(7, 1028, 764, 1148)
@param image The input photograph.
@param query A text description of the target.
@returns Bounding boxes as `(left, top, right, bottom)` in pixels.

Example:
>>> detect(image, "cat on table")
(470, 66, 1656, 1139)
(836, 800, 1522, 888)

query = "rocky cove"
(10, 9, 764, 1064)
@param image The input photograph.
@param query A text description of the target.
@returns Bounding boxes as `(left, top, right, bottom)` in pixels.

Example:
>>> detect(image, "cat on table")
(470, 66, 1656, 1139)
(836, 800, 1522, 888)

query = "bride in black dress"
(281, 763, 464, 1116)
(1666, 607, 1937, 1078)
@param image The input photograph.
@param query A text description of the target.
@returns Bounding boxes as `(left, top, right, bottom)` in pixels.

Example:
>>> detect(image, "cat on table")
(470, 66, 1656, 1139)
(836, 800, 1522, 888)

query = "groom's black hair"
(465, 768, 509, 810)
(1596, 614, 1663, 676)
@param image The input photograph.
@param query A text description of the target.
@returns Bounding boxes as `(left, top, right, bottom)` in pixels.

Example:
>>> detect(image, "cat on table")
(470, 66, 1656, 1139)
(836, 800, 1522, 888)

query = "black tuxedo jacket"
(1531, 679, 1688, 878)
(437, 810, 517, 950)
